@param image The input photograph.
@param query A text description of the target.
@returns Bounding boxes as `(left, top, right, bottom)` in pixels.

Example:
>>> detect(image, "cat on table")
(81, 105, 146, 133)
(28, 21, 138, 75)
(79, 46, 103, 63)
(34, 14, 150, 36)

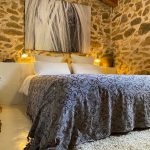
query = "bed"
(22, 74, 150, 150)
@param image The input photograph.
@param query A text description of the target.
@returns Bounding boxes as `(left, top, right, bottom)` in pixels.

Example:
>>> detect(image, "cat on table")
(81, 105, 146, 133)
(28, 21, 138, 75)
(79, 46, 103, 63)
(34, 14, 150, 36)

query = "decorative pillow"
(71, 54, 94, 64)
(34, 54, 64, 62)
(71, 63, 102, 74)
(34, 61, 71, 75)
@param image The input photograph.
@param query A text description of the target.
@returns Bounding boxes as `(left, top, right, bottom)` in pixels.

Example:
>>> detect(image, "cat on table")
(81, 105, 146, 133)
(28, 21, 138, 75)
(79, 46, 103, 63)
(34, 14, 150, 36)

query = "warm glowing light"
(21, 53, 28, 58)
(14, 131, 29, 150)
(94, 58, 101, 66)
(15, 51, 35, 63)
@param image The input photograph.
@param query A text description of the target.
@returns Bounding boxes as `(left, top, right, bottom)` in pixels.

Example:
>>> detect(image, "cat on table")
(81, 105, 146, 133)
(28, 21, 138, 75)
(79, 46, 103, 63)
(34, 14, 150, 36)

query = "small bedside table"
(100, 67, 117, 74)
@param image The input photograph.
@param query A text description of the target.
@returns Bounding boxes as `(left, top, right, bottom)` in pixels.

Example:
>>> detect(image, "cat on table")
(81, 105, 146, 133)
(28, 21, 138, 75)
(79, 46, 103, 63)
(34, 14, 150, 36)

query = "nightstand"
(100, 67, 117, 74)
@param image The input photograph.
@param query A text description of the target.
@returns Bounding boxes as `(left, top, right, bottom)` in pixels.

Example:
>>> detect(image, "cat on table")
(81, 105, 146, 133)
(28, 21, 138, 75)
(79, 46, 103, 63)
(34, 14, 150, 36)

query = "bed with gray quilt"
(25, 74, 150, 150)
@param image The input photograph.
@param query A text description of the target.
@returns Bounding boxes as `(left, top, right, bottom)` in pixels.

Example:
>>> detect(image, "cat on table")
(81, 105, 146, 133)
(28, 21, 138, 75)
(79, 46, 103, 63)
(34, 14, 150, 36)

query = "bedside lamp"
(21, 53, 29, 59)
(91, 44, 104, 66)
(16, 49, 35, 63)
(94, 58, 101, 66)
(93, 50, 101, 66)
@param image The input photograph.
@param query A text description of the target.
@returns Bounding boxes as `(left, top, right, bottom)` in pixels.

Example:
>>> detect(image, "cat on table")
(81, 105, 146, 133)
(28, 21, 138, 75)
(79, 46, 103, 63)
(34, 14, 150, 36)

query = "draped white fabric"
(25, 0, 91, 53)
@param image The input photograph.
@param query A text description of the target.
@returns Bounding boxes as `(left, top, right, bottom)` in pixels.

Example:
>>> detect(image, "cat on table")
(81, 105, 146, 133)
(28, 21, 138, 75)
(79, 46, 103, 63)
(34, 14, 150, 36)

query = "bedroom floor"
(0, 105, 31, 150)
(0, 105, 150, 150)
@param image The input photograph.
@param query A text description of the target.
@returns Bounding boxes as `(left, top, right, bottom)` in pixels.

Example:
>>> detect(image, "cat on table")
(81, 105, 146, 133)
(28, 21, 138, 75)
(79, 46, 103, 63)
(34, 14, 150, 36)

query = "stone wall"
(111, 0, 150, 74)
(0, 0, 111, 61)
(1, 0, 149, 74)
(0, 0, 24, 61)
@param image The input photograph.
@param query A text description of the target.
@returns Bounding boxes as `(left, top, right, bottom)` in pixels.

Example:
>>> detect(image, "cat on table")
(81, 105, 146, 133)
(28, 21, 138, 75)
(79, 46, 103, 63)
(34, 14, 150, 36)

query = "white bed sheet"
(19, 75, 36, 96)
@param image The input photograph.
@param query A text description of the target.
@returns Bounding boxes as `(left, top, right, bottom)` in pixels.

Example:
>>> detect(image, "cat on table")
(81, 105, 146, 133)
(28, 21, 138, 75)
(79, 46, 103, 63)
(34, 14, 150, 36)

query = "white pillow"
(71, 63, 102, 74)
(71, 54, 94, 64)
(34, 61, 71, 75)
(34, 54, 64, 63)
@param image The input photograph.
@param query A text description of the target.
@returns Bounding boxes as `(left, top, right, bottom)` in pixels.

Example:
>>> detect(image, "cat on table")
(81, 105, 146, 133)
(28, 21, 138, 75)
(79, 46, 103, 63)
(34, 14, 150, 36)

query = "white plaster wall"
(0, 63, 34, 105)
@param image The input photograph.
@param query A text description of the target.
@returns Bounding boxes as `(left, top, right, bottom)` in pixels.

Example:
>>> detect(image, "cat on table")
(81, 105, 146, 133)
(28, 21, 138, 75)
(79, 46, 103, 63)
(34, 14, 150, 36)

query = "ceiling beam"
(100, 0, 118, 7)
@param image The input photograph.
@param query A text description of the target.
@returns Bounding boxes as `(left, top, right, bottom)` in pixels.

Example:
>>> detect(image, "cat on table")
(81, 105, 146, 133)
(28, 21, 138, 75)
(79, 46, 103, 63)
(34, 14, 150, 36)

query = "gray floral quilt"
(25, 74, 150, 150)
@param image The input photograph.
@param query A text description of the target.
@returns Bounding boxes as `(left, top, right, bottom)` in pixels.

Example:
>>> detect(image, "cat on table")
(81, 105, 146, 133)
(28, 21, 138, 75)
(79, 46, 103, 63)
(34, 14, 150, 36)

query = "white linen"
(20, 62, 71, 96)
(71, 63, 102, 74)
(34, 61, 71, 75)
(19, 75, 36, 96)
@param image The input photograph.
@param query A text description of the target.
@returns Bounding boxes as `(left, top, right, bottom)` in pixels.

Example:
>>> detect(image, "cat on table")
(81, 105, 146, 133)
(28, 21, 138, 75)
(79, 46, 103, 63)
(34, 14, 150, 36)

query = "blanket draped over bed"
(25, 75, 150, 150)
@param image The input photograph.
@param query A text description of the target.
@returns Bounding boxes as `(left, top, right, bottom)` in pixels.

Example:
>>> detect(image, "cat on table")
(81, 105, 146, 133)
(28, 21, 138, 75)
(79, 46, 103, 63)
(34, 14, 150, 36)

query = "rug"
(0, 106, 2, 132)
(75, 129, 150, 150)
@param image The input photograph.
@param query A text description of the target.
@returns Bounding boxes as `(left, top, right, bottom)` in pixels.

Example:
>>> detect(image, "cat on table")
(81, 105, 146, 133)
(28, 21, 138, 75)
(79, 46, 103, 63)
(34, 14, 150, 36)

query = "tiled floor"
(0, 105, 31, 150)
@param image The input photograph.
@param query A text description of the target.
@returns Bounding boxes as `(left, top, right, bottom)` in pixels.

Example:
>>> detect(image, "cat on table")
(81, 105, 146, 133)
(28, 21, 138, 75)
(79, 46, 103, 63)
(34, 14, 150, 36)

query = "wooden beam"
(100, 0, 118, 7)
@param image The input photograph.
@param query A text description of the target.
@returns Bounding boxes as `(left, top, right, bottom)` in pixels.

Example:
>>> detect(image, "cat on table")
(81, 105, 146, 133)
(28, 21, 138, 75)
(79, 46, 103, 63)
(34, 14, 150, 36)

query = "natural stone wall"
(1, 0, 149, 75)
(111, 0, 150, 74)
(0, 0, 111, 61)
(0, 0, 24, 61)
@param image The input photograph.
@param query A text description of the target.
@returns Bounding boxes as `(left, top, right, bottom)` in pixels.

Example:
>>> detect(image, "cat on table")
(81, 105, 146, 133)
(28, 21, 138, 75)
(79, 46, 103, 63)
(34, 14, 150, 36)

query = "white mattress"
(19, 75, 36, 96)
